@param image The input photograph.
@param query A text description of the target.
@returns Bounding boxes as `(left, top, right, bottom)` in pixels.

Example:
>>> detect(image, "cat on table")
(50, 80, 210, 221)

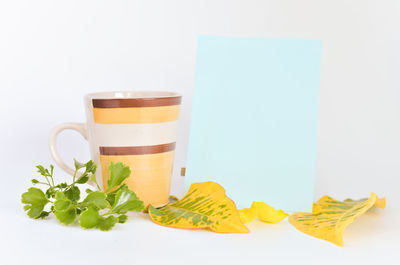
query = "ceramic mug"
(49, 91, 181, 207)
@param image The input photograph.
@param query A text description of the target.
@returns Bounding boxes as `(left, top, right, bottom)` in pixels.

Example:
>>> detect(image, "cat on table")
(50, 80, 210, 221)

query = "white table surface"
(1, 172, 399, 265)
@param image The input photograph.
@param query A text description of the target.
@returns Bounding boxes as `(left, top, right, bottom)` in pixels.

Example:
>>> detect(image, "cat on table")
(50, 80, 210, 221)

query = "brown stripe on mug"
(93, 96, 181, 108)
(99, 142, 176, 156)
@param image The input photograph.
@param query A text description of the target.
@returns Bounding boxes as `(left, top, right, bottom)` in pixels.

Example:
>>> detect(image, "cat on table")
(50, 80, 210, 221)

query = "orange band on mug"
(93, 105, 180, 124)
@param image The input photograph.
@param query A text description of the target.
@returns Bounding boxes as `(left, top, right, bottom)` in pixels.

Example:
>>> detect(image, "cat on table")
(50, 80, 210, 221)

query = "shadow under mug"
(49, 91, 181, 207)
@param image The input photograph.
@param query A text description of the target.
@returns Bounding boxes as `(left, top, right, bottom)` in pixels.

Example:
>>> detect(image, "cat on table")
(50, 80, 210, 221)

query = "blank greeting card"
(185, 36, 322, 212)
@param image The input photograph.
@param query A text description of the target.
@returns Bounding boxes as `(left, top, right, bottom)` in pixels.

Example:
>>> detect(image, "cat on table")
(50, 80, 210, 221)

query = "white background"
(0, 1, 399, 264)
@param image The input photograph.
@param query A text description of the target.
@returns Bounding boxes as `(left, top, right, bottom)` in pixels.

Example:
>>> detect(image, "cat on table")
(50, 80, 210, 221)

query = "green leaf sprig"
(21, 160, 145, 231)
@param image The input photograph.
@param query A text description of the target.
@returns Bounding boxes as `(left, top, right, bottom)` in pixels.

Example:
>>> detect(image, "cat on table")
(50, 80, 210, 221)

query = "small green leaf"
(118, 214, 128, 223)
(64, 186, 80, 202)
(37, 211, 50, 219)
(54, 191, 77, 225)
(76, 174, 89, 184)
(45, 188, 51, 198)
(109, 186, 145, 214)
(36, 165, 50, 176)
(74, 159, 85, 170)
(106, 184, 128, 206)
(86, 188, 93, 194)
(85, 160, 97, 174)
(98, 216, 118, 231)
(79, 207, 102, 229)
(45, 187, 56, 199)
(21, 187, 49, 218)
(107, 162, 131, 191)
(56, 182, 68, 189)
(90, 173, 97, 183)
(82, 191, 109, 209)
(54, 207, 77, 225)
(55, 190, 66, 200)
(31, 179, 39, 184)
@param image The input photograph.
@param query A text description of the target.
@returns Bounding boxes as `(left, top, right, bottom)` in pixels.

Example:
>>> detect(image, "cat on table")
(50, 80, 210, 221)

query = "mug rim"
(84, 90, 181, 100)
(85, 91, 181, 108)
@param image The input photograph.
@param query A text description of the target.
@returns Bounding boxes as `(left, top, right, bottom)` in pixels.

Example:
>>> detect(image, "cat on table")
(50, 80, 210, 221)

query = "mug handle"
(49, 123, 88, 176)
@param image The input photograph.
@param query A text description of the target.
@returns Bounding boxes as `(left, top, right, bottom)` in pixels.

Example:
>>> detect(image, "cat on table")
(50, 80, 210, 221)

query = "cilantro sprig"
(21, 160, 145, 231)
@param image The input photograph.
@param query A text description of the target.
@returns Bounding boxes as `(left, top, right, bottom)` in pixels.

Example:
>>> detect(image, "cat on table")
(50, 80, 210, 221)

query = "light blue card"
(185, 36, 321, 212)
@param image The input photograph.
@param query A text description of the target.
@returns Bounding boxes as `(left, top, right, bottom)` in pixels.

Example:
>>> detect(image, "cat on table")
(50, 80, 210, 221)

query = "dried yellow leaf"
(289, 192, 386, 246)
(239, 202, 288, 224)
(148, 182, 249, 233)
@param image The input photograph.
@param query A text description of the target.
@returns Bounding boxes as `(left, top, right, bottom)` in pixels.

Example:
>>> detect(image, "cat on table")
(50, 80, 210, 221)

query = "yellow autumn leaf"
(143, 195, 179, 213)
(289, 192, 386, 246)
(148, 182, 249, 233)
(239, 201, 288, 224)
(169, 195, 179, 204)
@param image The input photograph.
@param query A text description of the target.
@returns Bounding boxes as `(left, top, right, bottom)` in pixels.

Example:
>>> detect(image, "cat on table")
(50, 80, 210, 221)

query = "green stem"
(72, 169, 77, 183)
(65, 169, 80, 190)
(91, 174, 101, 191)
(43, 175, 51, 186)
(101, 211, 114, 217)
(38, 181, 50, 186)
(65, 181, 77, 190)
(50, 166, 55, 186)
(50, 174, 55, 186)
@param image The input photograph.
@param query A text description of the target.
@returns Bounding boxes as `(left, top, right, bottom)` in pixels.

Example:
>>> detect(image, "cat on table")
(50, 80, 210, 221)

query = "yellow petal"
(239, 202, 258, 224)
(289, 192, 385, 246)
(374, 197, 386, 209)
(148, 182, 249, 233)
(255, 202, 289, 223)
(239, 201, 288, 224)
